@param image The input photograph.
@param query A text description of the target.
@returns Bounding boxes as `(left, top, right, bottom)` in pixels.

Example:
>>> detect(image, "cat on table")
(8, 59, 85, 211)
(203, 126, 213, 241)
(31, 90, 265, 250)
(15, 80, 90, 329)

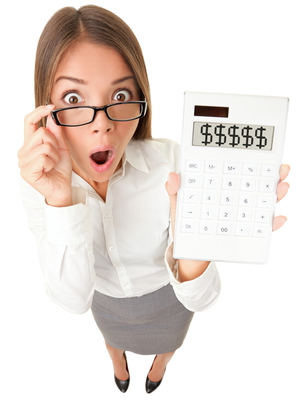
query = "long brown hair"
(35, 5, 152, 140)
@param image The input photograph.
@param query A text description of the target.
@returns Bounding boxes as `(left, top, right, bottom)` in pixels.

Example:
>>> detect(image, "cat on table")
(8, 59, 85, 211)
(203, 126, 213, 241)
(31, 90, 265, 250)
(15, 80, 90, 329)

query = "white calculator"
(173, 92, 289, 264)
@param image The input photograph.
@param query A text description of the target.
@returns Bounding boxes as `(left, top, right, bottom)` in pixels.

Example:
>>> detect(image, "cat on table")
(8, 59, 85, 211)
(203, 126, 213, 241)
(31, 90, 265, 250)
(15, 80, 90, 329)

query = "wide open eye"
(113, 89, 132, 102)
(63, 92, 84, 105)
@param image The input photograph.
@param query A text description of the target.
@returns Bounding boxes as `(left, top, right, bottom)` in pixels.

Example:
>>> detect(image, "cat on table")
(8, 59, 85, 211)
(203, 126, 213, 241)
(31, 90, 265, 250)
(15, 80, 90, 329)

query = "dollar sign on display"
(228, 125, 240, 147)
(214, 124, 226, 146)
(241, 126, 254, 148)
(255, 127, 267, 149)
(201, 123, 213, 146)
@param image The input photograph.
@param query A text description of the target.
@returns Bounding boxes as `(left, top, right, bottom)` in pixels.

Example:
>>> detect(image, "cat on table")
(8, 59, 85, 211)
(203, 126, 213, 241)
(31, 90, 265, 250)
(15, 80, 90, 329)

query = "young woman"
(17, 5, 290, 394)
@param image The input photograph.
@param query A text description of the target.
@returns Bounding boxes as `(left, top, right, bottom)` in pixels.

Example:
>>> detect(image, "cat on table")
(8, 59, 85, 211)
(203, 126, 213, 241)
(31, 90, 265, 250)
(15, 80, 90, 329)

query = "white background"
(1, 0, 299, 399)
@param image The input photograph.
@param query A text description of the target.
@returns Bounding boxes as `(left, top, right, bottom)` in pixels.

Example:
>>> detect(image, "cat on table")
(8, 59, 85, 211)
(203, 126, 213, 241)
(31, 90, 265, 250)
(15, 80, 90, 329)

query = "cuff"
(165, 241, 217, 287)
(164, 242, 221, 312)
(44, 187, 91, 245)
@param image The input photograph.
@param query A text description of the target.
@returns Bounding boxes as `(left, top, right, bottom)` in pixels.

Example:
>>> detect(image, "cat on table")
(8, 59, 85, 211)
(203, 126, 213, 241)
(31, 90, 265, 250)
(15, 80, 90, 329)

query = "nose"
(91, 107, 114, 134)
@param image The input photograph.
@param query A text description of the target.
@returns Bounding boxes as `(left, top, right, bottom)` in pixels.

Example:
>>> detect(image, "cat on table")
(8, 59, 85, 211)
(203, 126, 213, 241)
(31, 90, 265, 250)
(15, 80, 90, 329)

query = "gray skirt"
(91, 284, 194, 355)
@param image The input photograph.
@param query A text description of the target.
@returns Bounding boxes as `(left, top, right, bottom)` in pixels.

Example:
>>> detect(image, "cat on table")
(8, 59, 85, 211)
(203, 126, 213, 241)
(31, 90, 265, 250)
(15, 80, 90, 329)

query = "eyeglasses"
(51, 101, 147, 127)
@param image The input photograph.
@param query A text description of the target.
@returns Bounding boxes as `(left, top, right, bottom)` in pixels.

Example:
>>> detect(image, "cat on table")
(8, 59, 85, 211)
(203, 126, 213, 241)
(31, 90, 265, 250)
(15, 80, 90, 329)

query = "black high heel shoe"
(145, 356, 166, 394)
(114, 352, 130, 393)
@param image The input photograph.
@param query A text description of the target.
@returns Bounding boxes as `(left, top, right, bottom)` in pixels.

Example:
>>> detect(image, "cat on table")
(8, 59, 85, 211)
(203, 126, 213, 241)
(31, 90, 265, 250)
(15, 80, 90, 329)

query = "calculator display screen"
(192, 121, 274, 151)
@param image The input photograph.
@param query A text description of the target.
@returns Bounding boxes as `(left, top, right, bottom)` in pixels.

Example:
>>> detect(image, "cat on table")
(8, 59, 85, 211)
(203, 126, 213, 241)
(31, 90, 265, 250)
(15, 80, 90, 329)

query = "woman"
(17, 5, 290, 394)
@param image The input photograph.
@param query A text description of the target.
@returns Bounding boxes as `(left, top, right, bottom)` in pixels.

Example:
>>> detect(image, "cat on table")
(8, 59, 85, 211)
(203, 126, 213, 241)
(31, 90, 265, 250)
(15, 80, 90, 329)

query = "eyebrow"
(55, 76, 86, 85)
(54, 75, 136, 86)
(112, 75, 136, 85)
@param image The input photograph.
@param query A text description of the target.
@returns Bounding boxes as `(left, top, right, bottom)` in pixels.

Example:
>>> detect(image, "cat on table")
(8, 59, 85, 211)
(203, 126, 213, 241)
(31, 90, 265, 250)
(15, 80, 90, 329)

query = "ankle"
(148, 356, 166, 382)
(113, 353, 129, 381)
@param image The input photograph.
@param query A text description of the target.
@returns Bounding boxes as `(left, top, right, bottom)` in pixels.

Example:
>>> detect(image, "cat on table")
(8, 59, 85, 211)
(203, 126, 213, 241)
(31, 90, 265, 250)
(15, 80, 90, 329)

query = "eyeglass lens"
(56, 103, 142, 125)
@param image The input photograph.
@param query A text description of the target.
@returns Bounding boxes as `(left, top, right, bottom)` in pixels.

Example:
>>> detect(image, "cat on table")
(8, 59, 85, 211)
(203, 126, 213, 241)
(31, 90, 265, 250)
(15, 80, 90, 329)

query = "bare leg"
(105, 342, 129, 381)
(148, 351, 175, 382)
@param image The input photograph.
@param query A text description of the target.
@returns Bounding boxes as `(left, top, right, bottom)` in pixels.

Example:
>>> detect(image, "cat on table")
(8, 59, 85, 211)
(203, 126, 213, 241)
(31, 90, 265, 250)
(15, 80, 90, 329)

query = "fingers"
(20, 152, 56, 184)
(272, 215, 287, 232)
(277, 164, 290, 202)
(279, 164, 290, 182)
(165, 172, 181, 237)
(18, 130, 60, 186)
(21, 120, 59, 152)
(18, 109, 62, 187)
(19, 105, 68, 180)
(24, 104, 55, 141)
(18, 132, 60, 171)
(165, 172, 180, 213)
(166, 172, 180, 196)
(277, 181, 290, 202)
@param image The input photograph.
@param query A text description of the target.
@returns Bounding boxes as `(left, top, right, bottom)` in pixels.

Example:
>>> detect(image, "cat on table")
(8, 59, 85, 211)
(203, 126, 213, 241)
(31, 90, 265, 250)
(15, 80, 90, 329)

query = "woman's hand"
(165, 164, 290, 281)
(18, 105, 73, 207)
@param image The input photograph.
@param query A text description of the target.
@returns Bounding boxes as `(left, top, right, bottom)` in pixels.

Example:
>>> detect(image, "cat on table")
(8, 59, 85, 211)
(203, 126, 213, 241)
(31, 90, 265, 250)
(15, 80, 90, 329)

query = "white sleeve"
(165, 242, 221, 312)
(20, 178, 96, 314)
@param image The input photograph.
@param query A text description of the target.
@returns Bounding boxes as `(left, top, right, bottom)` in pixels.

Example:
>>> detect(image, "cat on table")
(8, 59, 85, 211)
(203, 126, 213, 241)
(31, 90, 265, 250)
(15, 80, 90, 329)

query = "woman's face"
(50, 41, 140, 190)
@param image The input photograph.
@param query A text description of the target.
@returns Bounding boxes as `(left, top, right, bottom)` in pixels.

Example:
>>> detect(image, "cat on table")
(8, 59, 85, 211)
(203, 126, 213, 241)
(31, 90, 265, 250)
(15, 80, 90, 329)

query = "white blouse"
(20, 138, 221, 314)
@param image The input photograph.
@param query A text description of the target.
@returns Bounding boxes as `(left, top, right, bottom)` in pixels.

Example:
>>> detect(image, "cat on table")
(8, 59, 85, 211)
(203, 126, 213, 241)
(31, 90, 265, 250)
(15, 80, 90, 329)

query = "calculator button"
(200, 207, 216, 219)
(181, 220, 196, 233)
(257, 196, 272, 208)
(253, 226, 268, 237)
(235, 225, 250, 237)
(182, 205, 197, 218)
(203, 176, 219, 189)
(220, 193, 236, 206)
(223, 162, 239, 174)
(184, 175, 200, 188)
(259, 180, 275, 193)
(242, 163, 258, 176)
(217, 223, 233, 236)
(204, 161, 220, 174)
(183, 190, 199, 203)
(199, 221, 215, 235)
(240, 179, 256, 192)
(239, 194, 254, 207)
(255, 210, 271, 223)
(219, 208, 234, 221)
(261, 164, 277, 177)
(237, 209, 252, 222)
(185, 159, 201, 172)
(222, 177, 237, 190)
(202, 192, 218, 205)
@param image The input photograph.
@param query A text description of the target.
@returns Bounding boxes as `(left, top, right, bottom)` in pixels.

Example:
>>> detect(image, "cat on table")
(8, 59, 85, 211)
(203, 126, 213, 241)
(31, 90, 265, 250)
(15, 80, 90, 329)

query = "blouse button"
(105, 214, 112, 220)
(109, 246, 115, 252)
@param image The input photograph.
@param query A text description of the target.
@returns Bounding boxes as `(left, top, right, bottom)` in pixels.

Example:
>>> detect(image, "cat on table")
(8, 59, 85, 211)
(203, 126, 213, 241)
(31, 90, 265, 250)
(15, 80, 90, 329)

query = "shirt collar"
(123, 140, 149, 173)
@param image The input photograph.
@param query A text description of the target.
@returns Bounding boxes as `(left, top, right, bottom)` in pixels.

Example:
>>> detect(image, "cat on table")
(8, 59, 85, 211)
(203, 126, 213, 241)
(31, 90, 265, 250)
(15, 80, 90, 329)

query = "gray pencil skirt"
(91, 284, 194, 355)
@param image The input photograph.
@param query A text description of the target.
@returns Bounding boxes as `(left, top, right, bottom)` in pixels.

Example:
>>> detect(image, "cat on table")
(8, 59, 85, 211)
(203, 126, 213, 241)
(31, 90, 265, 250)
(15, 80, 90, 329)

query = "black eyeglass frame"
(51, 101, 148, 127)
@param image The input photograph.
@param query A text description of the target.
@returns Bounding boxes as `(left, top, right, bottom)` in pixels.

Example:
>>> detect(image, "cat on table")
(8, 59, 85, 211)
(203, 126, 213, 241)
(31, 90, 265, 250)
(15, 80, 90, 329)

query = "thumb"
(165, 172, 181, 236)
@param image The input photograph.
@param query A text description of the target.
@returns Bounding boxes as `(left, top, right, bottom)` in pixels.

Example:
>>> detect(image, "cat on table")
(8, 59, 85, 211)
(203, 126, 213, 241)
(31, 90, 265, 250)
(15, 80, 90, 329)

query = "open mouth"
(91, 150, 113, 165)
(90, 148, 115, 173)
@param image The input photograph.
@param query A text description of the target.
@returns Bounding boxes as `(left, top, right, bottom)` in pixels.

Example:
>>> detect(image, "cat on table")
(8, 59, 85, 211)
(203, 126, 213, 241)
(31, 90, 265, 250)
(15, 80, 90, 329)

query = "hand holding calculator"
(173, 92, 289, 264)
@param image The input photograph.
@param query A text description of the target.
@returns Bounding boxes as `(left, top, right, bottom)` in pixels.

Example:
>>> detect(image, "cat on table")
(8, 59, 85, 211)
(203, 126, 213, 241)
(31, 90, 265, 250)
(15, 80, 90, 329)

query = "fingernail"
(46, 104, 55, 109)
